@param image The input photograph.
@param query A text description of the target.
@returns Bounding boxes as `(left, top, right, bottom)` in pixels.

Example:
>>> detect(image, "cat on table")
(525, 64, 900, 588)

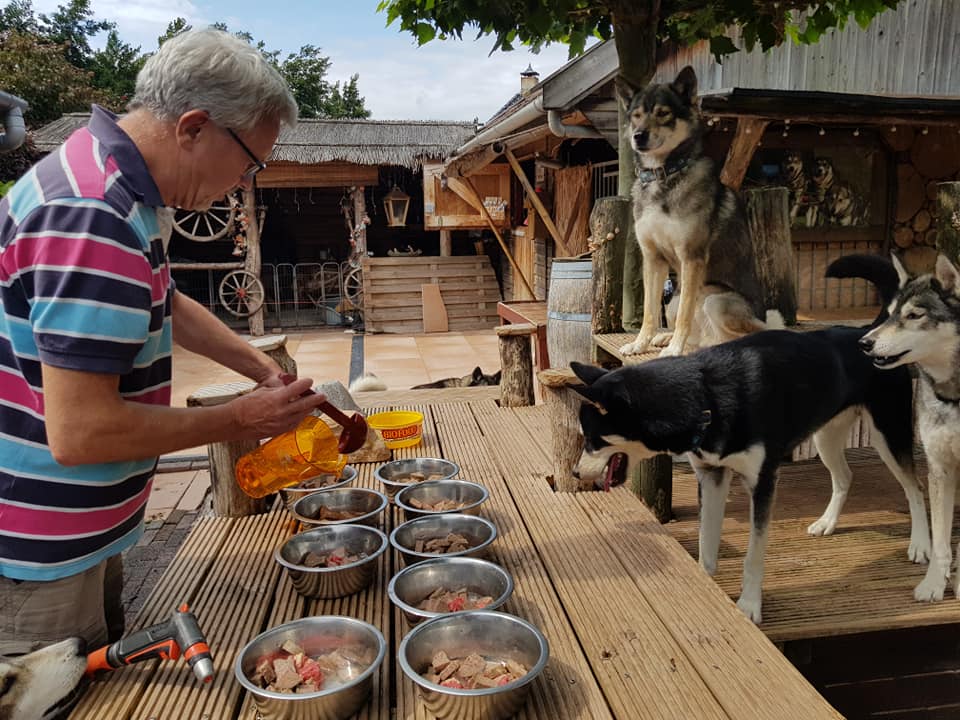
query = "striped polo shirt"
(0, 106, 173, 581)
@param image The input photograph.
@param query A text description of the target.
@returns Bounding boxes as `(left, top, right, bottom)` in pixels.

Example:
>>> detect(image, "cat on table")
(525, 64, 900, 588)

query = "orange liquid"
(235, 416, 348, 498)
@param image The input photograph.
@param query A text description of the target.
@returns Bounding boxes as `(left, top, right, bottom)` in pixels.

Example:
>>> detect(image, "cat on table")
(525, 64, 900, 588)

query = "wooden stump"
(936, 182, 960, 263)
(590, 197, 628, 334)
(635, 456, 673, 523)
(745, 187, 798, 325)
(249, 334, 296, 376)
(186, 382, 266, 517)
(496, 323, 535, 407)
(537, 368, 590, 492)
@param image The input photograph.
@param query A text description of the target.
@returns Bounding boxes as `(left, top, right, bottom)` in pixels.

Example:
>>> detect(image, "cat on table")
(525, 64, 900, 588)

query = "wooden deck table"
(498, 300, 549, 372)
(71, 389, 841, 720)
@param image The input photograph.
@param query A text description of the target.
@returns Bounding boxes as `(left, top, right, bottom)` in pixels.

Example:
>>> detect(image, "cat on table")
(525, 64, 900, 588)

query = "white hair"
(130, 28, 298, 131)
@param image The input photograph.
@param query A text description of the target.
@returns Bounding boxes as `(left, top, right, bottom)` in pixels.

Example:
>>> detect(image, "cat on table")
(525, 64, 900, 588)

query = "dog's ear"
(671, 66, 698, 105)
(615, 75, 641, 112)
(890, 252, 910, 288)
(491, 370, 502, 384)
(471, 367, 484, 383)
(935, 254, 960, 296)
(570, 361, 607, 386)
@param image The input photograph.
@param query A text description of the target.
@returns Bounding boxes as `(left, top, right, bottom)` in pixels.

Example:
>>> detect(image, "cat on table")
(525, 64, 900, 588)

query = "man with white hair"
(0, 29, 325, 657)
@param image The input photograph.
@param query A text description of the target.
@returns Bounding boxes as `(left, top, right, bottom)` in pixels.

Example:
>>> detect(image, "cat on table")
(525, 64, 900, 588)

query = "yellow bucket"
(367, 411, 424, 449)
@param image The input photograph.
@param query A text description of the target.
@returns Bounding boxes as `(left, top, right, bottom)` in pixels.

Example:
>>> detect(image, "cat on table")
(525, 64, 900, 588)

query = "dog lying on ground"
(348, 367, 501, 393)
(0, 638, 87, 720)
(618, 66, 771, 358)
(570, 255, 926, 623)
(858, 253, 960, 603)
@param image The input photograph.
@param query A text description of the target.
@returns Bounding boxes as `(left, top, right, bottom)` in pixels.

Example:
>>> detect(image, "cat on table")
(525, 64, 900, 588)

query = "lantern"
(383, 185, 411, 227)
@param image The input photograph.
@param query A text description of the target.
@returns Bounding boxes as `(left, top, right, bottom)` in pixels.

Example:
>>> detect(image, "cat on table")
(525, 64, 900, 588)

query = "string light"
(890, 125, 897, 133)
(921, 126, 929, 135)
(819, 127, 826, 136)
(853, 128, 860, 137)
(707, 118, 716, 127)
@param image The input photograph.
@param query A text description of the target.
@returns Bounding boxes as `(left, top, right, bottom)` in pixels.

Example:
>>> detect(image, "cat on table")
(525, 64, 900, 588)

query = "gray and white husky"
(618, 66, 771, 358)
(0, 639, 87, 720)
(860, 253, 960, 603)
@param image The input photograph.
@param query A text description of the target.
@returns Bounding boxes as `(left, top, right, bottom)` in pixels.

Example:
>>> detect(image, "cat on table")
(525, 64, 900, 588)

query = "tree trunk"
(537, 369, 589, 492)
(496, 324, 535, 407)
(937, 182, 960, 263)
(635, 455, 672, 523)
(208, 439, 266, 517)
(590, 197, 628, 333)
(720, 118, 769, 191)
(244, 188, 264, 336)
(745, 187, 798, 325)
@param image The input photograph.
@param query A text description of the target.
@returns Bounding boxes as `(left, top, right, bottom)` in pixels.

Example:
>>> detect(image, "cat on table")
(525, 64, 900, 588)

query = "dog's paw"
(652, 331, 674, 347)
(619, 338, 651, 356)
(699, 557, 718, 577)
(807, 515, 837, 537)
(658, 342, 684, 358)
(908, 535, 931, 564)
(736, 595, 763, 624)
(914, 573, 947, 602)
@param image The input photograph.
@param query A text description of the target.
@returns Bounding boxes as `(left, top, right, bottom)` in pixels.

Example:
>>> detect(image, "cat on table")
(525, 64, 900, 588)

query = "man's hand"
(230, 376, 328, 440)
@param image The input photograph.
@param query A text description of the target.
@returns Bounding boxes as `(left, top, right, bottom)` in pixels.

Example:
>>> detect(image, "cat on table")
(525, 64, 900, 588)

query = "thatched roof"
(32, 113, 477, 170)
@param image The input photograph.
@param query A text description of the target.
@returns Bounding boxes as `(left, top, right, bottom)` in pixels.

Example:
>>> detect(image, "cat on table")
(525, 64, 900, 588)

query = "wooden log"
(893, 225, 914, 249)
(745, 187, 798, 325)
(243, 188, 265, 336)
(186, 382, 266, 517)
(496, 323, 535, 407)
(537, 369, 589, 492)
(720, 117, 769, 191)
(248, 334, 296, 376)
(636, 456, 673, 524)
(911, 127, 960, 180)
(590, 197, 627, 334)
(936, 182, 960, 263)
(896, 164, 926, 223)
(912, 209, 932, 233)
(440, 229, 452, 257)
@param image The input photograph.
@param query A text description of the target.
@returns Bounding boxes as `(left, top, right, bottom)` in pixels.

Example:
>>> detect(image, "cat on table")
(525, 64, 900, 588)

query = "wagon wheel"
(218, 270, 264, 317)
(173, 195, 236, 241)
(343, 267, 363, 309)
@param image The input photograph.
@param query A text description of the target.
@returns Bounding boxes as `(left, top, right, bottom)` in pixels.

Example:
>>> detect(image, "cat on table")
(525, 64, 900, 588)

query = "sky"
(27, 0, 586, 123)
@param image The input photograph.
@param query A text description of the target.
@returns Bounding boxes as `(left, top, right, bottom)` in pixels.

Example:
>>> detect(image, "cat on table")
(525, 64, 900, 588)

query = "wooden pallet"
(363, 256, 501, 334)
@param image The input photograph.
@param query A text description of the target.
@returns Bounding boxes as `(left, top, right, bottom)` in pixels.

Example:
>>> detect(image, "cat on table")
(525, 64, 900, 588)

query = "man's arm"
(171, 289, 282, 384)
(41, 365, 325, 465)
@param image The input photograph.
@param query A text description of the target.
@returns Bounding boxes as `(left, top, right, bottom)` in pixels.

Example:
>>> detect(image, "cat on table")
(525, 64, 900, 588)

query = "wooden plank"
(466, 401, 731, 719)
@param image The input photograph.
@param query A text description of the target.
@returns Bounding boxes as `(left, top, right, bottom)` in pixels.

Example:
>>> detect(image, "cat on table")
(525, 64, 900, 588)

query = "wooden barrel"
(547, 258, 593, 370)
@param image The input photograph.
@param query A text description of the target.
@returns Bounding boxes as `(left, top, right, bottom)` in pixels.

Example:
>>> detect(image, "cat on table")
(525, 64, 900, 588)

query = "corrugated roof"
(32, 114, 477, 169)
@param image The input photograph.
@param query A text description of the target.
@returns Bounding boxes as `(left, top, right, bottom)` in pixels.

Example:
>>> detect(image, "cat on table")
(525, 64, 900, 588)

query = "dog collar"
(690, 409, 713, 458)
(636, 156, 692, 186)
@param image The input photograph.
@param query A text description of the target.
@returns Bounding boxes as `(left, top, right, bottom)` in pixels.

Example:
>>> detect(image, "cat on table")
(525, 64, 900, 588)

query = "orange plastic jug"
(235, 415, 348, 498)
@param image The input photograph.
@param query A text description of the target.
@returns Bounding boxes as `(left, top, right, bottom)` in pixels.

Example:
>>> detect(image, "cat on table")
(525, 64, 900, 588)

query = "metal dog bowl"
(388, 557, 513, 625)
(278, 465, 358, 509)
(275, 524, 388, 599)
(236, 615, 386, 720)
(395, 480, 488, 522)
(375, 458, 460, 502)
(398, 611, 549, 720)
(389, 513, 497, 567)
(292, 487, 388, 528)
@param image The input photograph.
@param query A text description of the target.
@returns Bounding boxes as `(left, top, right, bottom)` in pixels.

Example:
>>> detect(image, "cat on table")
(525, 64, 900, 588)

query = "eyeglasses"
(223, 126, 267, 181)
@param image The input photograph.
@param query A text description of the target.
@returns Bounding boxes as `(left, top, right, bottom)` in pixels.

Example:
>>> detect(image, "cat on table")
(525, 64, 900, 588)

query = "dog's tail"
(825, 253, 898, 325)
(348, 373, 387, 393)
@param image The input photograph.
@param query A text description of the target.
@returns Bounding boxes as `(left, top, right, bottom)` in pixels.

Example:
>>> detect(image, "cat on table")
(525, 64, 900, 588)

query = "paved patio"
(124, 328, 502, 623)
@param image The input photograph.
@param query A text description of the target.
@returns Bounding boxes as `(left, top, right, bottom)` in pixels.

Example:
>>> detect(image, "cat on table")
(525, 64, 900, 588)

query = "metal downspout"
(0, 91, 29, 153)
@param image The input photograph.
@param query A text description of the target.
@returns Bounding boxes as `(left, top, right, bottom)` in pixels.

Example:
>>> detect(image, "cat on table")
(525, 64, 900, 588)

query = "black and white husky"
(859, 253, 960, 603)
(0, 639, 87, 720)
(570, 256, 927, 623)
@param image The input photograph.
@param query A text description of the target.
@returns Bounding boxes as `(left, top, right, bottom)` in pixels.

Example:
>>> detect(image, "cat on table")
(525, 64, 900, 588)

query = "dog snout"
(633, 130, 650, 148)
(858, 336, 875, 353)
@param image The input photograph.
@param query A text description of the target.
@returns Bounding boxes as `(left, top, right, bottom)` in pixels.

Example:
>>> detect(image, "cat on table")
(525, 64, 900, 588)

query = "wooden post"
(496, 323, 535, 407)
(590, 197, 628, 334)
(352, 186, 368, 256)
(248, 334, 297, 376)
(243, 188, 265, 336)
(537, 368, 590, 492)
(936, 182, 960, 262)
(745, 187, 798, 325)
(636, 456, 673, 524)
(720, 117, 769, 191)
(186, 382, 266, 517)
(439, 229, 452, 257)
(503, 148, 574, 257)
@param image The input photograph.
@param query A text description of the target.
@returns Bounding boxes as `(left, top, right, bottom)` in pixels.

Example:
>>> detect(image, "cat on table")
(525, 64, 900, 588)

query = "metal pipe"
(451, 95, 546, 160)
(0, 91, 29, 153)
(546, 109, 603, 139)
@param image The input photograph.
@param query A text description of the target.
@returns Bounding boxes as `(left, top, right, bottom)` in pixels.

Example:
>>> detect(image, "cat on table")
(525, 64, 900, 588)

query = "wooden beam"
(462, 176, 538, 300)
(706, 111, 960, 129)
(243, 187, 265, 336)
(503, 147, 574, 257)
(720, 117, 768, 191)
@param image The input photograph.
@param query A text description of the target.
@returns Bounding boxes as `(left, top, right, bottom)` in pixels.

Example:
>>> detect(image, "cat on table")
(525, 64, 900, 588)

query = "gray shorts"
(0, 555, 125, 656)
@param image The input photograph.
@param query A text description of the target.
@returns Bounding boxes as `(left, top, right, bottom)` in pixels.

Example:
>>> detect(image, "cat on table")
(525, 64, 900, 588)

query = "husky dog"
(348, 367, 501, 393)
(825, 183, 869, 227)
(0, 638, 88, 720)
(781, 151, 808, 224)
(805, 158, 836, 227)
(570, 256, 926, 623)
(618, 66, 768, 358)
(859, 253, 960, 603)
